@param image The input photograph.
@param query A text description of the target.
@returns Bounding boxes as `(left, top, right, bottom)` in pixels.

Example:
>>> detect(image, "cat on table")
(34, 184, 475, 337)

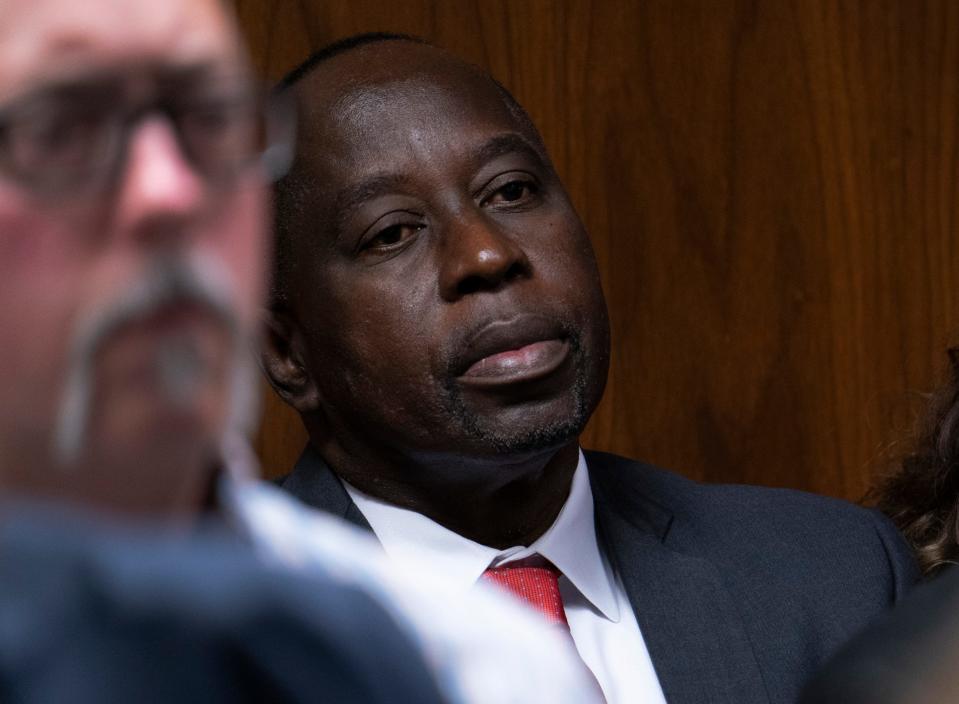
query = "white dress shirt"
(344, 448, 667, 704)
(217, 437, 601, 704)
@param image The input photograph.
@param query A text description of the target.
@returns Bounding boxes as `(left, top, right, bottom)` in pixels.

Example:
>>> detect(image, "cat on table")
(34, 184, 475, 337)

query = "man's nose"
(437, 212, 532, 301)
(111, 116, 206, 244)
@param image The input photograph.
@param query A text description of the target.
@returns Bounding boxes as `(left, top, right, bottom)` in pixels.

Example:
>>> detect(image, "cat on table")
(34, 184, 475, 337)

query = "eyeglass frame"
(0, 71, 295, 196)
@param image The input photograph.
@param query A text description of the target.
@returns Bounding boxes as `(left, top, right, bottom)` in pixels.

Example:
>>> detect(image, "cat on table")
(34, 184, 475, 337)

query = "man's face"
(276, 44, 609, 464)
(0, 0, 268, 479)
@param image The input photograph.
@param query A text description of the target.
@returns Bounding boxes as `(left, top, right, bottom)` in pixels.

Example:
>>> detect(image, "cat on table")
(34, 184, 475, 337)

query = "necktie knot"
(481, 555, 568, 627)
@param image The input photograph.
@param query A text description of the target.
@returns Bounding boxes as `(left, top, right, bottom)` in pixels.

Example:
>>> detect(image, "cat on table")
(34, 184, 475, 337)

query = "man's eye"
(9, 109, 105, 169)
(179, 96, 252, 130)
(178, 101, 254, 146)
(182, 104, 232, 130)
(174, 98, 259, 171)
(485, 179, 538, 206)
(362, 223, 421, 252)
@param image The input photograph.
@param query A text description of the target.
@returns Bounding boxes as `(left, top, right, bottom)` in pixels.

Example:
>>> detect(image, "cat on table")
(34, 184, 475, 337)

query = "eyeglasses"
(0, 74, 295, 195)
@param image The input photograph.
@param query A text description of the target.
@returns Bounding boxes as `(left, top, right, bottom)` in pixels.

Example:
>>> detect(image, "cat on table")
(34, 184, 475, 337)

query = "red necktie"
(481, 555, 608, 701)
(480, 555, 568, 626)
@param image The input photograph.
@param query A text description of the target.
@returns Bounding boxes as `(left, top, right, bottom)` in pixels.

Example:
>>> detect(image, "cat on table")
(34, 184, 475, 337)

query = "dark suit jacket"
(0, 503, 444, 704)
(800, 567, 959, 704)
(278, 446, 919, 704)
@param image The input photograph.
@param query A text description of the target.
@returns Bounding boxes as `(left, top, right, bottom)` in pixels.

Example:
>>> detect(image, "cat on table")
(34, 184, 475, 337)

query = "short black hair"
(278, 32, 427, 90)
(269, 32, 544, 308)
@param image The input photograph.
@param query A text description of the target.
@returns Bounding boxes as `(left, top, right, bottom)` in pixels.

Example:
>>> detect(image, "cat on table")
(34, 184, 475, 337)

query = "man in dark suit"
(263, 34, 919, 703)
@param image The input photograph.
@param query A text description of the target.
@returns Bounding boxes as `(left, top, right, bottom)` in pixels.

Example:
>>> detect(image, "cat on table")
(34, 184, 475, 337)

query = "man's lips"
(95, 302, 231, 385)
(462, 338, 570, 382)
(456, 316, 571, 386)
(105, 302, 230, 352)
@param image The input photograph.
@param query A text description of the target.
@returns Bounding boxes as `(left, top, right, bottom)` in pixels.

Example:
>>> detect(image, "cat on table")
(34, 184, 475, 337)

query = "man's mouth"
(456, 316, 571, 387)
(112, 301, 228, 342)
(97, 302, 230, 392)
(53, 254, 243, 464)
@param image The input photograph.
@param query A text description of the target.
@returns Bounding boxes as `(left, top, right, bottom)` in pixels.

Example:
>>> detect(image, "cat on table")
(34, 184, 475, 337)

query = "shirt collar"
(344, 449, 620, 622)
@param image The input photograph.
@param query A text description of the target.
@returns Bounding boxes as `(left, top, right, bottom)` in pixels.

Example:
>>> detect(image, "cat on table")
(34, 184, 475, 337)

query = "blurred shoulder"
(0, 502, 443, 704)
(800, 568, 959, 703)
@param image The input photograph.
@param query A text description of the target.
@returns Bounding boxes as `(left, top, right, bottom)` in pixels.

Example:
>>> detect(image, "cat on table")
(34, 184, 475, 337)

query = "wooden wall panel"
(234, 0, 959, 502)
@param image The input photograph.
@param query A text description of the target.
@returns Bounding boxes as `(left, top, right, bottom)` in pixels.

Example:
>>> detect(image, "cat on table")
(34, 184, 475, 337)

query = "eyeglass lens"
(0, 74, 292, 193)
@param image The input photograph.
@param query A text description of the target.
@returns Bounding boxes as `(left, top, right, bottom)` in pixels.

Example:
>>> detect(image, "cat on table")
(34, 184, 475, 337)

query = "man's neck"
(316, 438, 581, 549)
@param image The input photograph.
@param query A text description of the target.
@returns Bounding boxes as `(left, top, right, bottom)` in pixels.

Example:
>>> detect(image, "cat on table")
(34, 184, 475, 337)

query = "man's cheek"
(0, 302, 71, 432)
(208, 195, 268, 325)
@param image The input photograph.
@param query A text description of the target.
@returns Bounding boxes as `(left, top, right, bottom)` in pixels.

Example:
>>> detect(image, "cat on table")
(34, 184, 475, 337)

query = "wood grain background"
(233, 0, 959, 501)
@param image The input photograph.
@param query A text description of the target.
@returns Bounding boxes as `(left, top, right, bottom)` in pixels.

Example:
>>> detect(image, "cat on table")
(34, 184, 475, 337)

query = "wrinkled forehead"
(0, 0, 243, 100)
(295, 54, 538, 179)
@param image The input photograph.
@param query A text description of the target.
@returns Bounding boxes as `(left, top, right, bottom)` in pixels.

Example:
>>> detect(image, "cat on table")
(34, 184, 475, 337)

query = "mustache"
(53, 254, 243, 465)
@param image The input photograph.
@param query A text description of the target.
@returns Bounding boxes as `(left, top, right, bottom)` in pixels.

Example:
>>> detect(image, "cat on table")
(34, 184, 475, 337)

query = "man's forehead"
(298, 42, 519, 133)
(0, 0, 240, 101)
(297, 67, 534, 180)
(299, 84, 531, 210)
(337, 79, 513, 138)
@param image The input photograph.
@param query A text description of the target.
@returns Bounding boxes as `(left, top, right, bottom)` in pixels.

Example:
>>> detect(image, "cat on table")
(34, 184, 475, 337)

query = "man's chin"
(66, 386, 229, 466)
(112, 394, 225, 442)
(439, 332, 601, 456)
(478, 423, 581, 456)
(53, 430, 221, 520)
(451, 398, 589, 456)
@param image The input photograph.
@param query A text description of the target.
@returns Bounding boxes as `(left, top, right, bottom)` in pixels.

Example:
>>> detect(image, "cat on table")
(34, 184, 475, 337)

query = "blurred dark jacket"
(0, 504, 444, 704)
(801, 566, 959, 704)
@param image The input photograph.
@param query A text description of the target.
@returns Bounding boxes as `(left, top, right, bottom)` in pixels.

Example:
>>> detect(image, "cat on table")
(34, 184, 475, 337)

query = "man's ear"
(258, 307, 320, 414)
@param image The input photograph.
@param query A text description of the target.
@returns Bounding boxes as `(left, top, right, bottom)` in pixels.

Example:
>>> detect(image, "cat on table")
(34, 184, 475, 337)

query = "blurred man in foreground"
(0, 1, 442, 700)
(0, 0, 270, 517)
(0, 3, 596, 702)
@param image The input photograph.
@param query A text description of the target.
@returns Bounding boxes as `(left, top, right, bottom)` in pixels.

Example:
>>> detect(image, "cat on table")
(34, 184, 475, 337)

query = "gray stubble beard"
(441, 333, 591, 455)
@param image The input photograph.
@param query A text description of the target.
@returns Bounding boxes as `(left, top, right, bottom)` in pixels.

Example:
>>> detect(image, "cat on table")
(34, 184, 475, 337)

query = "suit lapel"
(588, 454, 770, 704)
(279, 445, 373, 533)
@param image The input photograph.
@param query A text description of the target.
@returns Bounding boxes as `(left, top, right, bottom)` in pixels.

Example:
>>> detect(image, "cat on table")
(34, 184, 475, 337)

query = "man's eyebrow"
(332, 173, 410, 232)
(4, 63, 237, 104)
(328, 135, 544, 233)
(157, 63, 248, 88)
(470, 133, 547, 169)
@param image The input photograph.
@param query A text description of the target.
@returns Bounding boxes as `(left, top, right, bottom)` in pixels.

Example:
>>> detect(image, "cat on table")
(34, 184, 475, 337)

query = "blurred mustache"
(53, 254, 242, 466)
